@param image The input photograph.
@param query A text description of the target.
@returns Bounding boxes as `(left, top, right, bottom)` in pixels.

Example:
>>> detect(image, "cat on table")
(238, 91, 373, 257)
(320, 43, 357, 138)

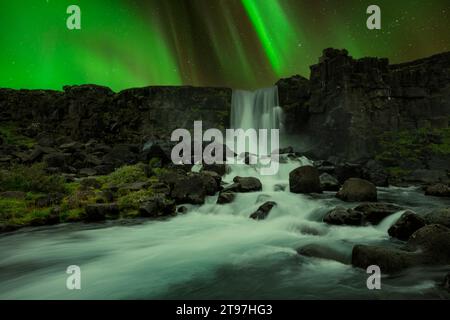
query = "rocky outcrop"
(336, 178, 377, 202)
(0, 85, 231, 145)
(278, 49, 450, 163)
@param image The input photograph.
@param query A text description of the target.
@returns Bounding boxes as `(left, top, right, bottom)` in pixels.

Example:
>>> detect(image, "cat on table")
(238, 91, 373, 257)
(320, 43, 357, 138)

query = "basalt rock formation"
(0, 85, 231, 144)
(277, 48, 450, 164)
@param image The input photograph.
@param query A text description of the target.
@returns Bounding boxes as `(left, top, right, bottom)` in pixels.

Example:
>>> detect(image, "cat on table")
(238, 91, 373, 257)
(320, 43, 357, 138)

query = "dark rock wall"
(278, 48, 450, 161)
(0, 85, 231, 144)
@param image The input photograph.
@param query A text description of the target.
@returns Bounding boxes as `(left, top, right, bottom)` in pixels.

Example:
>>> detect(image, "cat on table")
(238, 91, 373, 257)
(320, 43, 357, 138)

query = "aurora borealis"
(1, 0, 449, 91)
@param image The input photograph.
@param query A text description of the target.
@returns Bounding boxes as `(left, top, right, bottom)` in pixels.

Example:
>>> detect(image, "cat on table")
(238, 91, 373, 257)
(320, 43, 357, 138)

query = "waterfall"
(230, 86, 283, 131)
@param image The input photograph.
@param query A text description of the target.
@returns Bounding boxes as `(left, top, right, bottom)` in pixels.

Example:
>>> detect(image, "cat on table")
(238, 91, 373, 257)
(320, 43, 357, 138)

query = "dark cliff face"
(278, 48, 450, 161)
(0, 85, 231, 144)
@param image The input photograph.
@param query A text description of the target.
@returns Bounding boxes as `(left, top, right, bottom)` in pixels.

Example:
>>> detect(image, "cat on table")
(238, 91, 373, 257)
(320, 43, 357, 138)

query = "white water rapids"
(0, 89, 449, 299)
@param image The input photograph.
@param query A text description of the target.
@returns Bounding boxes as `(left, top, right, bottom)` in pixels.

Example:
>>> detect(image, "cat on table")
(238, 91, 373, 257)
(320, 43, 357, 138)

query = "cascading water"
(230, 86, 283, 132)
(1, 88, 449, 299)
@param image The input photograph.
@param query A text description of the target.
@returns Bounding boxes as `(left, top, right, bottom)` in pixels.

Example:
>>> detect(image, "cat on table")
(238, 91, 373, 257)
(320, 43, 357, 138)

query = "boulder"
(353, 202, 403, 225)
(168, 172, 220, 205)
(232, 176, 262, 192)
(289, 166, 322, 194)
(139, 196, 176, 217)
(297, 243, 350, 264)
(217, 192, 235, 204)
(407, 224, 450, 264)
(388, 211, 426, 241)
(425, 183, 450, 197)
(250, 201, 277, 220)
(323, 207, 363, 226)
(84, 203, 120, 221)
(423, 207, 450, 228)
(336, 178, 377, 202)
(319, 173, 340, 191)
(200, 171, 222, 189)
(352, 244, 420, 273)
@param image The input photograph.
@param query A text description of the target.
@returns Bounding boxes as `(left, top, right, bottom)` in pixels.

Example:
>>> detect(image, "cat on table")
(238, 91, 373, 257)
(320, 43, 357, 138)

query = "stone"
(232, 176, 262, 193)
(319, 173, 340, 191)
(249, 201, 277, 220)
(425, 183, 450, 197)
(336, 178, 377, 202)
(423, 207, 450, 228)
(217, 192, 235, 204)
(353, 202, 403, 225)
(323, 207, 363, 226)
(352, 244, 420, 273)
(388, 211, 426, 241)
(407, 224, 450, 265)
(84, 203, 120, 221)
(289, 166, 322, 194)
(297, 243, 350, 264)
(139, 196, 176, 217)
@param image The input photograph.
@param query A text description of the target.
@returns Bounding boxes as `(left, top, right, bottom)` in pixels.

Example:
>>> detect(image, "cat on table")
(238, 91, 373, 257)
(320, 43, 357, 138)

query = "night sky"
(1, 0, 449, 91)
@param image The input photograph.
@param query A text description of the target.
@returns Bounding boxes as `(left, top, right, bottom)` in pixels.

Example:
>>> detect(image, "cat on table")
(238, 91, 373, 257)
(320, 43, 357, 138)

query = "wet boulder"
(353, 202, 403, 225)
(250, 201, 277, 220)
(407, 224, 450, 265)
(231, 176, 262, 192)
(297, 243, 351, 264)
(351, 245, 420, 273)
(289, 166, 322, 194)
(323, 207, 363, 226)
(217, 192, 235, 204)
(388, 211, 426, 241)
(423, 207, 450, 228)
(336, 178, 377, 202)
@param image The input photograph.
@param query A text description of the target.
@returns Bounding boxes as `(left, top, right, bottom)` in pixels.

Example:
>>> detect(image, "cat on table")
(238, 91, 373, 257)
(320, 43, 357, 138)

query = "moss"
(0, 163, 66, 194)
(102, 164, 147, 185)
(117, 189, 154, 211)
(376, 127, 450, 177)
(60, 208, 84, 222)
(0, 123, 36, 148)
(0, 198, 27, 222)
